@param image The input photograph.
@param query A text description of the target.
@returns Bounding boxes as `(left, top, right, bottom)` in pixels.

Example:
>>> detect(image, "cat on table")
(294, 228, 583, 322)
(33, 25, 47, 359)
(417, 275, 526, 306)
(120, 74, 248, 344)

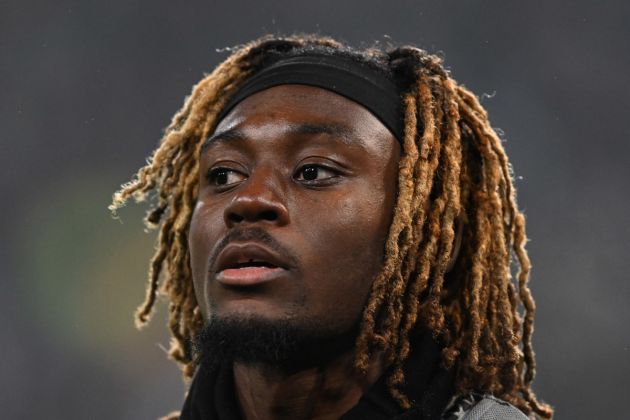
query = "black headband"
(217, 54, 405, 142)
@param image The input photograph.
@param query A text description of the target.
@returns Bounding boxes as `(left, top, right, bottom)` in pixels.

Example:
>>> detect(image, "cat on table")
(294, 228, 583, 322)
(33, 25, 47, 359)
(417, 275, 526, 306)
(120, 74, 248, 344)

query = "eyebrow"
(200, 122, 359, 153)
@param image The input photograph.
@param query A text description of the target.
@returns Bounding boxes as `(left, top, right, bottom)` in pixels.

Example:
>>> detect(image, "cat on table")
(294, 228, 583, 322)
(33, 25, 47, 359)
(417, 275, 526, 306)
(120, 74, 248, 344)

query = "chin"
(194, 311, 359, 372)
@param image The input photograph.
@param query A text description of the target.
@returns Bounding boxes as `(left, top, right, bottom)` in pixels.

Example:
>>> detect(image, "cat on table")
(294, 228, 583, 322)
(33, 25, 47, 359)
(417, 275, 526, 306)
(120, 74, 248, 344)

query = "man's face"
(189, 84, 400, 347)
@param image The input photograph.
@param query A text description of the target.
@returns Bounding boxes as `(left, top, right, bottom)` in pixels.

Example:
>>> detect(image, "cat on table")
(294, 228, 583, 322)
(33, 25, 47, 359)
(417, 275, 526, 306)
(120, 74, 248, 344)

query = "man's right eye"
(206, 168, 247, 186)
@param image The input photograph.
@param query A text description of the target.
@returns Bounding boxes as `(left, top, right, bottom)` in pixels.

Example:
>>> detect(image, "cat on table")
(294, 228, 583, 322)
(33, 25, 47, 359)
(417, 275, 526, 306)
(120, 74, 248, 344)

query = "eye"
(294, 164, 339, 183)
(206, 167, 247, 187)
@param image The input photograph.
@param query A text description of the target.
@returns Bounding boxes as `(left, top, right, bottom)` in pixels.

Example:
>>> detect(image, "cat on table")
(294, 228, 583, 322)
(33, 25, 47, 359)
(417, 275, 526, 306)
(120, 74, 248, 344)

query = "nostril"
(260, 210, 277, 221)
(228, 213, 245, 223)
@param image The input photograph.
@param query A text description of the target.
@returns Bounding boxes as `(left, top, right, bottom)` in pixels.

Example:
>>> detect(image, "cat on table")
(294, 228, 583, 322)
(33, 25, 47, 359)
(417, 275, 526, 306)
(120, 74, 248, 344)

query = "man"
(111, 35, 552, 419)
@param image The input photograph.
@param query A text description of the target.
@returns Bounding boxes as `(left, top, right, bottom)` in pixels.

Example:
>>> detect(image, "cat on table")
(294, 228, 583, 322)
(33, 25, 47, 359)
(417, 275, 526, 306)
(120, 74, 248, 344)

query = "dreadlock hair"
(110, 34, 552, 418)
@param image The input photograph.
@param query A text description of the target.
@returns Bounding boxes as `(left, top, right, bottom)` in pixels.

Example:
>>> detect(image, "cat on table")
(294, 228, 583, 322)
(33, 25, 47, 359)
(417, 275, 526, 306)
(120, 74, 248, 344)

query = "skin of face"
(189, 84, 401, 342)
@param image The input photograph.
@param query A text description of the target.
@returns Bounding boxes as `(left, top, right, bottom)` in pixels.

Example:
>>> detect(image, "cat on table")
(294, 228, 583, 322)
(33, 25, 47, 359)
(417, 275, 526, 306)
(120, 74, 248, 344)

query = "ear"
(446, 215, 464, 273)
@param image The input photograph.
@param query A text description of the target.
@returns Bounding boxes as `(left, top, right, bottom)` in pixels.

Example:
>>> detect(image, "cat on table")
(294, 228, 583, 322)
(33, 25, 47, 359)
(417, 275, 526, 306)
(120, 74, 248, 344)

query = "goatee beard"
(192, 315, 359, 374)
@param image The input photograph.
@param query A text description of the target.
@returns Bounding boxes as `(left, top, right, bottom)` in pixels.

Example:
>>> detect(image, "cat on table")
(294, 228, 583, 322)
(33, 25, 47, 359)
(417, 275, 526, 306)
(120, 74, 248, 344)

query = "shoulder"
(442, 393, 529, 420)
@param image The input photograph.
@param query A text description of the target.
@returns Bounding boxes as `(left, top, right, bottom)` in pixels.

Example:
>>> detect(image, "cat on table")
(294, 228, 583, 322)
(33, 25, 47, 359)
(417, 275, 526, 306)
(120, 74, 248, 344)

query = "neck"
(232, 350, 385, 420)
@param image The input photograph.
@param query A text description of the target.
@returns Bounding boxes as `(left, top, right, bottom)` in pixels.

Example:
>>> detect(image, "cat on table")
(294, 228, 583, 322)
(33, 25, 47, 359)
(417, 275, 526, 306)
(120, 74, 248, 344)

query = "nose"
(223, 168, 290, 228)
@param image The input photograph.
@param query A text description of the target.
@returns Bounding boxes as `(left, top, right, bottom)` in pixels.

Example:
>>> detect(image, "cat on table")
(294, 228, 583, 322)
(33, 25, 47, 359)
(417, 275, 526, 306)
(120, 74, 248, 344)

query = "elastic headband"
(217, 54, 405, 142)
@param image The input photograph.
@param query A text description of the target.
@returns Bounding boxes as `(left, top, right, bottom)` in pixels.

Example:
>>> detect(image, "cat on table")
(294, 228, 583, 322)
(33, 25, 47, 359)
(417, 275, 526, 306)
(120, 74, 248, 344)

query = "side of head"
(111, 35, 552, 418)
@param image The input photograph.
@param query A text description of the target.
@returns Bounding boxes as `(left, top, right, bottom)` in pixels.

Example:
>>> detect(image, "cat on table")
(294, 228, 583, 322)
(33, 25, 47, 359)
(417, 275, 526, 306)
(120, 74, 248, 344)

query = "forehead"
(208, 84, 398, 153)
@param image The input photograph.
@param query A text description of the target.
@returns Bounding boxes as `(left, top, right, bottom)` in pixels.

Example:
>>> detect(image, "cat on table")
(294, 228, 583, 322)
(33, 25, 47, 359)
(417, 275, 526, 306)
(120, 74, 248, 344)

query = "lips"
(214, 242, 290, 287)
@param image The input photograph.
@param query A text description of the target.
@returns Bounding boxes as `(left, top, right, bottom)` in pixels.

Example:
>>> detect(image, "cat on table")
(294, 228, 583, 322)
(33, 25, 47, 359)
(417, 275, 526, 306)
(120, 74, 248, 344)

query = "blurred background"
(2, 0, 629, 418)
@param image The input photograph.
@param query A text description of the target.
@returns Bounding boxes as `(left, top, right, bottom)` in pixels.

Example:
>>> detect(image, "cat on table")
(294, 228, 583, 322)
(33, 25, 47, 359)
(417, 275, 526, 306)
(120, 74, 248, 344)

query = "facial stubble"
(193, 312, 361, 374)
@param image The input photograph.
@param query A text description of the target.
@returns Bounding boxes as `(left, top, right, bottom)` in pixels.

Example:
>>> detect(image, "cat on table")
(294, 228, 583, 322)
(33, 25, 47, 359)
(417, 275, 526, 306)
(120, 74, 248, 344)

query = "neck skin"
(233, 350, 385, 420)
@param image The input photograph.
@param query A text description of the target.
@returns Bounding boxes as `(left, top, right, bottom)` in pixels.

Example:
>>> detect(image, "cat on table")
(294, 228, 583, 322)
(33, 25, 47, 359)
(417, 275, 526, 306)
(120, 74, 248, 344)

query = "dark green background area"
(2, 1, 629, 418)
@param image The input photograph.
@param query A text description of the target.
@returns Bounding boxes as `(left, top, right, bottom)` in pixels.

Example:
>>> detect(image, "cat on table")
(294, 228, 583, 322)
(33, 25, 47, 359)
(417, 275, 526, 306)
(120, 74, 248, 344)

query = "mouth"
(214, 243, 290, 287)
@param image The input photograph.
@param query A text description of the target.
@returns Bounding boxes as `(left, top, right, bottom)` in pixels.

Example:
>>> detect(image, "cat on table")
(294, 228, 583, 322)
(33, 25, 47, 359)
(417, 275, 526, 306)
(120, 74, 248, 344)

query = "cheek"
(189, 201, 223, 311)
(189, 203, 208, 270)
(334, 195, 391, 275)
(329, 181, 393, 250)
(295, 186, 393, 316)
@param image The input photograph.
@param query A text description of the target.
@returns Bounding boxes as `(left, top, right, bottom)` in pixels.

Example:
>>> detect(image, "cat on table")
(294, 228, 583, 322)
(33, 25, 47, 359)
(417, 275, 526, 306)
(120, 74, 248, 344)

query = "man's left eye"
(294, 164, 338, 182)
